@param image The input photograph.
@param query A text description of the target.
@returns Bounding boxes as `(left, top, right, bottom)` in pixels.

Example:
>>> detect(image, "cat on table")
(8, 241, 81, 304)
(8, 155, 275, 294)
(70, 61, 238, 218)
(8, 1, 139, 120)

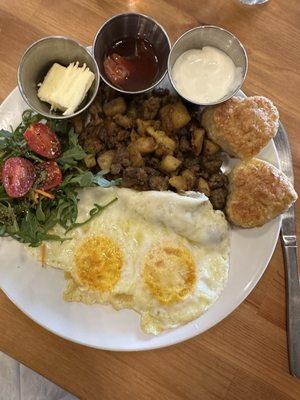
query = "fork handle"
(282, 241, 300, 378)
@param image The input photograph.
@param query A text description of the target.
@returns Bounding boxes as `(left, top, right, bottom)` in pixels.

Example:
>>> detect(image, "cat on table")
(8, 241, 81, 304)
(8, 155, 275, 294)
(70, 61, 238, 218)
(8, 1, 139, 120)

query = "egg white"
(28, 187, 230, 334)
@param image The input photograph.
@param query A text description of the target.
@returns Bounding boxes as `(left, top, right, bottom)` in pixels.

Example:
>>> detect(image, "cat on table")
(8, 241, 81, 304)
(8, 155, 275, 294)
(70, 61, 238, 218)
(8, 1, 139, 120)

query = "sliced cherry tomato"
(24, 123, 61, 159)
(2, 157, 35, 198)
(103, 53, 132, 86)
(36, 161, 63, 191)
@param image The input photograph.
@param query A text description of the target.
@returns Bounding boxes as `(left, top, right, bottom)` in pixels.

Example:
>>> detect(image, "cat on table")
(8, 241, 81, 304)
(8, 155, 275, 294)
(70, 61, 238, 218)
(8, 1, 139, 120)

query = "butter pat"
(38, 62, 95, 116)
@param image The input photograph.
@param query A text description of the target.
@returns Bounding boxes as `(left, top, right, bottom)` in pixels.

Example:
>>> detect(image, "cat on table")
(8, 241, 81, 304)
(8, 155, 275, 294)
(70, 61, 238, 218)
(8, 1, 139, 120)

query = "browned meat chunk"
(141, 96, 161, 120)
(143, 156, 160, 170)
(210, 188, 228, 210)
(183, 157, 200, 173)
(110, 163, 122, 175)
(115, 129, 130, 143)
(113, 146, 131, 168)
(198, 169, 209, 180)
(122, 167, 148, 188)
(208, 173, 228, 190)
(179, 136, 191, 152)
(149, 175, 169, 191)
(83, 137, 102, 153)
(201, 154, 223, 174)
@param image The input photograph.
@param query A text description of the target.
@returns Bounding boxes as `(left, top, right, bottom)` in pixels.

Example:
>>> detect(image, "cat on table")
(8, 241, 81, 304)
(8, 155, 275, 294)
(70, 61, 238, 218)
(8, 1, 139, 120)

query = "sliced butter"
(37, 61, 95, 116)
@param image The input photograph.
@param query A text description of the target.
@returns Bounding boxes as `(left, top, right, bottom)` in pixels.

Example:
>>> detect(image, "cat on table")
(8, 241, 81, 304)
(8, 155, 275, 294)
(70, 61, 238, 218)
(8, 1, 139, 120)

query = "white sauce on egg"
(171, 46, 243, 104)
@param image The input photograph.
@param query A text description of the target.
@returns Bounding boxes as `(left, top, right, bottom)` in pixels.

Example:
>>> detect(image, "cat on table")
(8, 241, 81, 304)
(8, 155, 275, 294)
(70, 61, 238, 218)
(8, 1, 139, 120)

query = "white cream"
(172, 46, 243, 104)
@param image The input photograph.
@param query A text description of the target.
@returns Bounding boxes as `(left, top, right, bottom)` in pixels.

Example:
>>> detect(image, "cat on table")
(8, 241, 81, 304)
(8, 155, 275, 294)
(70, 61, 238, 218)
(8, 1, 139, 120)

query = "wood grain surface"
(0, 1, 299, 399)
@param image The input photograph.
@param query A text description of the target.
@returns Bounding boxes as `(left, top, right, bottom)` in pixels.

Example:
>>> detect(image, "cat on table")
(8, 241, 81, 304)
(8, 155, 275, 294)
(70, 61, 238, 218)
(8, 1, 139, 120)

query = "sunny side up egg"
(28, 187, 230, 335)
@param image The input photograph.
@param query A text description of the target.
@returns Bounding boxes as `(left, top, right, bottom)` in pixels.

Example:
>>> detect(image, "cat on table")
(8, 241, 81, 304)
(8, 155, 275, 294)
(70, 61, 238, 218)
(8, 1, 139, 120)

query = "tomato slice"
(24, 123, 61, 159)
(2, 157, 36, 198)
(103, 53, 132, 86)
(36, 161, 63, 190)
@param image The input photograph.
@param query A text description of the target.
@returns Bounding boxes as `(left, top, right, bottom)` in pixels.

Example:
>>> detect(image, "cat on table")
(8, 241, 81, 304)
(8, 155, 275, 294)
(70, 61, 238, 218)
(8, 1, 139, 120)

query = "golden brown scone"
(226, 158, 297, 228)
(201, 96, 279, 160)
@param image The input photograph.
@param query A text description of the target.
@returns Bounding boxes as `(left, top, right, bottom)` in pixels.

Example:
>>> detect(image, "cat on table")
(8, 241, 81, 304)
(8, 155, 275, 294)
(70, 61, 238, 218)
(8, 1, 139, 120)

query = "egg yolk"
(74, 236, 123, 292)
(143, 244, 196, 305)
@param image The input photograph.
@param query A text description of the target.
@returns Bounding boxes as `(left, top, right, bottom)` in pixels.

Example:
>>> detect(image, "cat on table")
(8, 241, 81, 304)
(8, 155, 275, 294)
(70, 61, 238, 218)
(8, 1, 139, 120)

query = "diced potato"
(97, 150, 115, 171)
(169, 175, 187, 191)
(136, 119, 153, 135)
(181, 169, 196, 189)
(203, 139, 220, 155)
(197, 177, 210, 196)
(84, 154, 96, 169)
(191, 128, 205, 156)
(146, 127, 176, 155)
(134, 137, 156, 155)
(160, 155, 182, 173)
(170, 102, 191, 130)
(128, 144, 144, 167)
(103, 97, 126, 117)
(160, 102, 191, 131)
(113, 113, 132, 129)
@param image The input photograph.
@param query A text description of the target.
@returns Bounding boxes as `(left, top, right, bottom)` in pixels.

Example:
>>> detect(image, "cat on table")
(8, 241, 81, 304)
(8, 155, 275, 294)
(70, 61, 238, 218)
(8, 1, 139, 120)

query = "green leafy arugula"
(0, 110, 45, 162)
(0, 110, 121, 247)
(57, 128, 86, 170)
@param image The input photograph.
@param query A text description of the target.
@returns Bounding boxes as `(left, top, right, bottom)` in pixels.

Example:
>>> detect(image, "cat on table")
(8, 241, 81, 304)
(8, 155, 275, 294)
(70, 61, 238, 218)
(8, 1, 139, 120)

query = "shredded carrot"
(31, 191, 39, 204)
(34, 189, 55, 200)
(40, 244, 46, 268)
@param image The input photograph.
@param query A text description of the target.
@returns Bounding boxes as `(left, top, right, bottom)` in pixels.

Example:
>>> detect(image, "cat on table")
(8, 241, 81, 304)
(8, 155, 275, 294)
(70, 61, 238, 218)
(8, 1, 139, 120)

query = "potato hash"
(72, 85, 228, 210)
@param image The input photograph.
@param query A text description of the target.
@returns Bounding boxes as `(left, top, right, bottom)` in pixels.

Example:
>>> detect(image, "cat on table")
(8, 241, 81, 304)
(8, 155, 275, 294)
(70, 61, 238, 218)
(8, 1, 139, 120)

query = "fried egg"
(28, 187, 230, 334)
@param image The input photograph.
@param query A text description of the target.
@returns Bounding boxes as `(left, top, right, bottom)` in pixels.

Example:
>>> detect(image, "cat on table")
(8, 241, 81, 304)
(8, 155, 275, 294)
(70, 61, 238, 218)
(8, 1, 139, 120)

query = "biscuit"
(201, 96, 279, 160)
(226, 158, 297, 228)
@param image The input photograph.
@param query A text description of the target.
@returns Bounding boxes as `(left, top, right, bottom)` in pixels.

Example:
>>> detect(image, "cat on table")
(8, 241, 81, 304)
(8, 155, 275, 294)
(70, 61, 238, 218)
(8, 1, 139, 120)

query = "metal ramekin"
(93, 13, 171, 95)
(168, 25, 248, 106)
(17, 36, 100, 119)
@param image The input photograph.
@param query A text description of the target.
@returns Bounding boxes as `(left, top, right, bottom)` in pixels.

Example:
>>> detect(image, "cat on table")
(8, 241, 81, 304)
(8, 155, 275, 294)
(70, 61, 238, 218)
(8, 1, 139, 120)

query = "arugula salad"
(0, 110, 120, 247)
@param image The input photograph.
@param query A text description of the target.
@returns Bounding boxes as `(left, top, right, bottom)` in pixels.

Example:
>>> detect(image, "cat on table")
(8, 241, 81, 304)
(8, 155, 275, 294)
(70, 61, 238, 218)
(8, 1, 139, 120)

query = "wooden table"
(0, 1, 299, 399)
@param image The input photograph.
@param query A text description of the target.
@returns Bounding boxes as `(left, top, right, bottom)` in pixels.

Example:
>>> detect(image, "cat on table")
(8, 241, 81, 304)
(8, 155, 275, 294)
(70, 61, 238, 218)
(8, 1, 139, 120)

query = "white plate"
(0, 87, 281, 351)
